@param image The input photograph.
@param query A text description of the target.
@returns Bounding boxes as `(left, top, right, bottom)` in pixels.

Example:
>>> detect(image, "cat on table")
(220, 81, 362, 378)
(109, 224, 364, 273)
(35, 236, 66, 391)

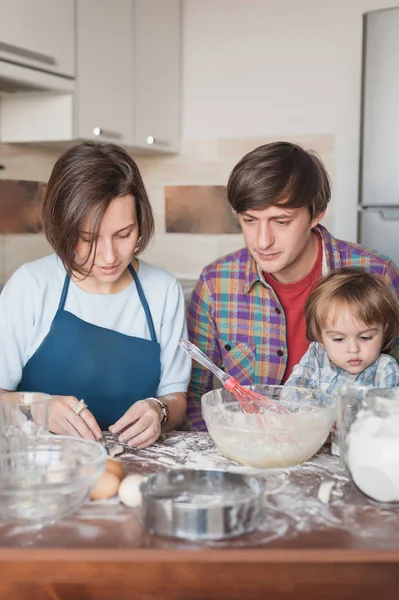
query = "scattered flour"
(121, 432, 264, 474)
(2, 432, 399, 549)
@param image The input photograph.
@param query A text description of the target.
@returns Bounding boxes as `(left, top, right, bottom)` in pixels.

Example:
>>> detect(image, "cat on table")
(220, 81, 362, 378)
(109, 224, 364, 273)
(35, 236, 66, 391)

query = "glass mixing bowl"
(201, 385, 336, 468)
(0, 435, 107, 524)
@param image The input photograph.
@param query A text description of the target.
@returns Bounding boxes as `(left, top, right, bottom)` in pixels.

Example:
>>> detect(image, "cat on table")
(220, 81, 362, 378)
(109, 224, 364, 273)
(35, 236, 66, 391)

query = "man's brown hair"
(227, 141, 331, 218)
(305, 268, 399, 353)
(42, 141, 154, 276)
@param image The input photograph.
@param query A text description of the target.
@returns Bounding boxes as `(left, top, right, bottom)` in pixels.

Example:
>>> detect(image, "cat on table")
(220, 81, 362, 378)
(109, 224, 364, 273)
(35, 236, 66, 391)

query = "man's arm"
(381, 260, 399, 362)
(185, 275, 221, 431)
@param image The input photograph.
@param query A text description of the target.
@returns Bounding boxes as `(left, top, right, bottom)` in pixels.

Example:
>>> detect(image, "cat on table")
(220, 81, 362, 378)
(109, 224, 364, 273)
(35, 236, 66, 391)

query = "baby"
(285, 267, 399, 393)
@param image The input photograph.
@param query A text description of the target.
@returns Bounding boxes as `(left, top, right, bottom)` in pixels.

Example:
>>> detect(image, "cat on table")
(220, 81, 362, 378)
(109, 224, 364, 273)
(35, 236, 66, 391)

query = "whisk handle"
(179, 339, 230, 385)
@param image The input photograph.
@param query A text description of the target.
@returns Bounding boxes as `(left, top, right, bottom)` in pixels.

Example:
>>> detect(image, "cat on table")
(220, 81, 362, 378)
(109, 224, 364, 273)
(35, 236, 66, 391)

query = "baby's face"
(320, 306, 384, 375)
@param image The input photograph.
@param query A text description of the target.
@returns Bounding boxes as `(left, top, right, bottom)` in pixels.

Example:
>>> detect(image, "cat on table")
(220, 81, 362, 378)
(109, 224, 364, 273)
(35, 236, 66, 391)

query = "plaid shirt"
(185, 225, 399, 431)
(285, 342, 399, 394)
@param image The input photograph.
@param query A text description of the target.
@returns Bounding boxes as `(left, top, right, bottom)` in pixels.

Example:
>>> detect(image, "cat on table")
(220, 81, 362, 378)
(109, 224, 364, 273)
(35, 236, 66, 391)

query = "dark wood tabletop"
(1, 432, 399, 600)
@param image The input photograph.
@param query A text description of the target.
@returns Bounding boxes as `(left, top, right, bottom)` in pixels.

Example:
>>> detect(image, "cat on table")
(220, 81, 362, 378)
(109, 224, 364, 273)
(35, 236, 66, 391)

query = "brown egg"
(105, 458, 125, 481)
(90, 470, 121, 500)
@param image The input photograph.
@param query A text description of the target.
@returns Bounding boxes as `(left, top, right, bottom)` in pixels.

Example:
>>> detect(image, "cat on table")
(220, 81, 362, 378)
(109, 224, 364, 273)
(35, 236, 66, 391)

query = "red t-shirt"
(263, 233, 322, 383)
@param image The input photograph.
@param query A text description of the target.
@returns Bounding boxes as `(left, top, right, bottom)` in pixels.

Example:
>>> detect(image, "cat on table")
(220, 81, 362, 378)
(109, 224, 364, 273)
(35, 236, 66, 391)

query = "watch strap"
(150, 397, 169, 425)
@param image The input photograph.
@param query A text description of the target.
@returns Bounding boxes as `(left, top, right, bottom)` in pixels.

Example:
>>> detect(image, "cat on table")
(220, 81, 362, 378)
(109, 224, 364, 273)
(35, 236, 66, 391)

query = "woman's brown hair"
(42, 141, 154, 276)
(305, 268, 399, 353)
(227, 141, 331, 219)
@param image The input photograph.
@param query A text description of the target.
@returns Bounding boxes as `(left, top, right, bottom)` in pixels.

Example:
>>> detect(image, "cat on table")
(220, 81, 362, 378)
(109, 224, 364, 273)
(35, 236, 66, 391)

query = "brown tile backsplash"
(165, 185, 240, 234)
(0, 180, 46, 233)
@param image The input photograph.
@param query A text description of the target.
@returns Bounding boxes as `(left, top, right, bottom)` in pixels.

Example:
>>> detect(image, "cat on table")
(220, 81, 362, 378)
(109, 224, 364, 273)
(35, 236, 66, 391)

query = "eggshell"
(105, 459, 125, 480)
(90, 470, 121, 500)
(118, 474, 145, 508)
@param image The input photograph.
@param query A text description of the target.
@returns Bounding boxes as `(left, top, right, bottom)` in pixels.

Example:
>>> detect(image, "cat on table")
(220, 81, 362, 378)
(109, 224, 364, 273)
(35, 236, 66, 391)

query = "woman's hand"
(49, 395, 102, 440)
(109, 398, 162, 449)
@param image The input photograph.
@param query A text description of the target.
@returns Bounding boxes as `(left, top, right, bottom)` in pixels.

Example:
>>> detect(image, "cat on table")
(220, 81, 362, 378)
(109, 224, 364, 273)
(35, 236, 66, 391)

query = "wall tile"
(141, 233, 221, 279)
(180, 139, 219, 160)
(0, 180, 46, 233)
(217, 234, 245, 258)
(165, 185, 239, 234)
(0, 143, 60, 182)
(3, 234, 52, 281)
(217, 134, 333, 159)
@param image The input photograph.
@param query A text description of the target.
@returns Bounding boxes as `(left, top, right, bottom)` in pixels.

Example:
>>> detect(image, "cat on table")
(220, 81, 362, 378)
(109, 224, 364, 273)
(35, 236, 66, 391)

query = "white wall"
(182, 0, 397, 242)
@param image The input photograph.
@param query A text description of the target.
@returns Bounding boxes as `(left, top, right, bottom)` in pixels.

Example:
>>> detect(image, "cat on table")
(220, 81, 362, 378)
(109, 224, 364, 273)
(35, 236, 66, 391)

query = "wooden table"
(1, 432, 399, 599)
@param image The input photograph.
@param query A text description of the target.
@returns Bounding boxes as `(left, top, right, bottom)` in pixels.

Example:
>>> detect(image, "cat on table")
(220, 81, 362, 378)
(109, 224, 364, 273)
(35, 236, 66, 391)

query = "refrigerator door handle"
(359, 207, 399, 221)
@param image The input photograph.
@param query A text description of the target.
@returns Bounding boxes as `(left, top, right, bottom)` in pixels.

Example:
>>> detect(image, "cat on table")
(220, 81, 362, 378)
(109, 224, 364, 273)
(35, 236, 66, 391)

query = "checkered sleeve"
(184, 275, 221, 431)
(381, 260, 399, 363)
(374, 355, 399, 387)
(284, 342, 321, 390)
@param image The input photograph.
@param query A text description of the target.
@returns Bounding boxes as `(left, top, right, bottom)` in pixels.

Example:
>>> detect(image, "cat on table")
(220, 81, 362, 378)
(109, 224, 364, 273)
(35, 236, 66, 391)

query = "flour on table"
(120, 432, 264, 474)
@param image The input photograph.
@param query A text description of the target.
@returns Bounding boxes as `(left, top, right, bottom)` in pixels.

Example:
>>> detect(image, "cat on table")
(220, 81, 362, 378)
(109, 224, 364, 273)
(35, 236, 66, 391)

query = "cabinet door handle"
(146, 135, 171, 148)
(92, 127, 122, 141)
(0, 41, 56, 66)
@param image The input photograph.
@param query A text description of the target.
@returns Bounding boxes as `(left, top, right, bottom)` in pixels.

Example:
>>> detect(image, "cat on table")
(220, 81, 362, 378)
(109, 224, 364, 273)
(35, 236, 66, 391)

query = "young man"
(186, 141, 399, 430)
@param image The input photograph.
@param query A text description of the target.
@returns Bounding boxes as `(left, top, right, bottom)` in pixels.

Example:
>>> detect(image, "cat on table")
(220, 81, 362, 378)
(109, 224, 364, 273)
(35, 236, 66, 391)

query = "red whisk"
(179, 340, 290, 415)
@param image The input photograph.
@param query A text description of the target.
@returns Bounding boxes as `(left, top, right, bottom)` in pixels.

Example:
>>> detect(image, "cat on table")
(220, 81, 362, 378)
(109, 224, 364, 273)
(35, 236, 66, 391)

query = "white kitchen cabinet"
(0, 0, 181, 153)
(75, 0, 134, 147)
(0, 0, 75, 78)
(133, 0, 181, 152)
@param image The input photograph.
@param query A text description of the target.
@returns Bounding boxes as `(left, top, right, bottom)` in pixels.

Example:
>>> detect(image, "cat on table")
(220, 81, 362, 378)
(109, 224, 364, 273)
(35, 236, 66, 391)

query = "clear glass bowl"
(201, 385, 336, 468)
(338, 386, 399, 503)
(0, 435, 107, 524)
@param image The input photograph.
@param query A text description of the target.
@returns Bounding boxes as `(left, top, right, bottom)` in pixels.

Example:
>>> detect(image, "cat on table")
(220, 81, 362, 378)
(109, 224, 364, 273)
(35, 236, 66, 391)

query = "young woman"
(0, 142, 191, 449)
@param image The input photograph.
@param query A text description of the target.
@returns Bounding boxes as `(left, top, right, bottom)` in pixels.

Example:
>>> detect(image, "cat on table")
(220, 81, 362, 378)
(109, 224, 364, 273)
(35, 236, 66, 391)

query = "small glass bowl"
(201, 385, 336, 468)
(0, 435, 107, 524)
(0, 391, 51, 435)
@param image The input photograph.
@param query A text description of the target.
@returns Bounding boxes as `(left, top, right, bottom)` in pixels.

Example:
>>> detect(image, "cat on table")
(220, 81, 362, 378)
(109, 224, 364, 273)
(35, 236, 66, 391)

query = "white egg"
(118, 474, 145, 508)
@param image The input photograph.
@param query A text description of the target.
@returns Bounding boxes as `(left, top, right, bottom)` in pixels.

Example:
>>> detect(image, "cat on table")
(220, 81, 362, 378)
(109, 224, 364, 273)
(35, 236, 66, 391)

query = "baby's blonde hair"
(305, 268, 399, 353)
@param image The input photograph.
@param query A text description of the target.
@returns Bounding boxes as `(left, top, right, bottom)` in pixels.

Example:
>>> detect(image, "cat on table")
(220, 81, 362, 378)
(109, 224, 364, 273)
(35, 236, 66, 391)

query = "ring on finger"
(72, 399, 88, 416)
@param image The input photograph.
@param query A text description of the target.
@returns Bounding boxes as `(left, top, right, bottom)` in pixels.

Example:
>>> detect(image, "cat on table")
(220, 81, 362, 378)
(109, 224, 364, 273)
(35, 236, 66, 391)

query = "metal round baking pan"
(141, 469, 264, 540)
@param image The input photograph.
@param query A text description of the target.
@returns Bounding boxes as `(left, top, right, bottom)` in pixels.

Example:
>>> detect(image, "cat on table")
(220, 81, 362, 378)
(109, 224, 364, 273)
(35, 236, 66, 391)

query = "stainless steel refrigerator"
(359, 6, 399, 268)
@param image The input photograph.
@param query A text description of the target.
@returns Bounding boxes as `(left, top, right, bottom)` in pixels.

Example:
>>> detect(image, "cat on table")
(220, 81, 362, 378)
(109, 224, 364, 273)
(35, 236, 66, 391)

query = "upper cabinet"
(0, 0, 181, 153)
(0, 0, 75, 78)
(75, 0, 135, 148)
(133, 0, 181, 152)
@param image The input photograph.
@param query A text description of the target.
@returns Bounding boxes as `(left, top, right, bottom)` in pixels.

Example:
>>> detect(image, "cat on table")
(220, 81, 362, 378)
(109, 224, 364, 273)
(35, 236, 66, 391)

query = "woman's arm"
(0, 266, 35, 391)
(158, 391, 187, 432)
(109, 391, 186, 449)
(109, 276, 190, 448)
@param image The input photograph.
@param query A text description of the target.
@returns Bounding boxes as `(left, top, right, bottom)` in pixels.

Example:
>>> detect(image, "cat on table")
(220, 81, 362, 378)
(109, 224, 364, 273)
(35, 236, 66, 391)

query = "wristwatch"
(150, 397, 169, 425)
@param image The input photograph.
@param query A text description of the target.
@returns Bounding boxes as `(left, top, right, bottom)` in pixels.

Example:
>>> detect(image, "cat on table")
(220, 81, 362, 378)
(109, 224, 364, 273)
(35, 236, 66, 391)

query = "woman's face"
(75, 194, 139, 286)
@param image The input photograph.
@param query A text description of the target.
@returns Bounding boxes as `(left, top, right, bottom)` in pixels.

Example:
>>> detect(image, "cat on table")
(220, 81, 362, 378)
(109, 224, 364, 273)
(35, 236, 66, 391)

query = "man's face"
(237, 205, 325, 283)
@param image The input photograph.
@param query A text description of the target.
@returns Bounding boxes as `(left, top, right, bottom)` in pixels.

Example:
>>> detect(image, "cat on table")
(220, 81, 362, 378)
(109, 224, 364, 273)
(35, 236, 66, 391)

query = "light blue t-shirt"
(0, 254, 191, 397)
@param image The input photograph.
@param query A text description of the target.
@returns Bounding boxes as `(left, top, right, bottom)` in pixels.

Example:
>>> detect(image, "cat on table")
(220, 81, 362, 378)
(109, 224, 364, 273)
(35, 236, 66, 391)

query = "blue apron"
(18, 264, 161, 430)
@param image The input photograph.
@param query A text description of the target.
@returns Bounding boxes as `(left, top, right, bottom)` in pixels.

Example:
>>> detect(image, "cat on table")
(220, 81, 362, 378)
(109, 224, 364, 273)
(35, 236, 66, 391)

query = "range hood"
(0, 59, 74, 94)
